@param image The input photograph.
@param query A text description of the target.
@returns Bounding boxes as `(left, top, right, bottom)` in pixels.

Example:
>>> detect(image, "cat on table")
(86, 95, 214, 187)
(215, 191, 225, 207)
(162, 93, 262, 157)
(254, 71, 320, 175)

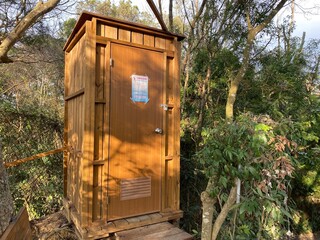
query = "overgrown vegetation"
(198, 115, 296, 239)
(0, 0, 320, 239)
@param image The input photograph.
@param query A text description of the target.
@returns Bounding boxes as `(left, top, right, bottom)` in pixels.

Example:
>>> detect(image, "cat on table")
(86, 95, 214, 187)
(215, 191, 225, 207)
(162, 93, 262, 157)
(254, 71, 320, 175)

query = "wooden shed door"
(108, 43, 164, 220)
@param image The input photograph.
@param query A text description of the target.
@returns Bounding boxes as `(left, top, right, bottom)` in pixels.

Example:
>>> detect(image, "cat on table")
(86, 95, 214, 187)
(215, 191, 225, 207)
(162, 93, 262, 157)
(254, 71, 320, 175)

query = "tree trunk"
(201, 179, 216, 240)
(211, 186, 237, 240)
(0, 140, 13, 235)
(225, 34, 254, 121)
(0, 0, 60, 63)
(212, 1, 289, 239)
(195, 66, 211, 143)
(181, 0, 208, 111)
(181, 46, 191, 112)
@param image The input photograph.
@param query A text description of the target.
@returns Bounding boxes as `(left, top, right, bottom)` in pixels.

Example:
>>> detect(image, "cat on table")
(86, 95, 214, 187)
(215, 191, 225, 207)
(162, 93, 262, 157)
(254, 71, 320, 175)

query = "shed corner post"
(81, 18, 97, 227)
(173, 36, 182, 211)
(63, 51, 69, 199)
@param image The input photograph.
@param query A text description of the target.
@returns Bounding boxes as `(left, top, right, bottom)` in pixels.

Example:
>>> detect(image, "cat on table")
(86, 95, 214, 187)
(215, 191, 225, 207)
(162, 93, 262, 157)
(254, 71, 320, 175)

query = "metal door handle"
(154, 128, 163, 134)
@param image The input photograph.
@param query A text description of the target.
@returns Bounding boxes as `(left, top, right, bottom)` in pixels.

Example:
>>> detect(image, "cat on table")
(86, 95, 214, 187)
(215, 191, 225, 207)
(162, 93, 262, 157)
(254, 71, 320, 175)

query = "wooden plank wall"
(64, 31, 86, 224)
(64, 16, 182, 230)
(93, 42, 109, 222)
(0, 207, 32, 240)
(96, 21, 172, 51)
(164, 40, 178, 211)
(172, 39, 181, 211)
(81, 20, 96, 227)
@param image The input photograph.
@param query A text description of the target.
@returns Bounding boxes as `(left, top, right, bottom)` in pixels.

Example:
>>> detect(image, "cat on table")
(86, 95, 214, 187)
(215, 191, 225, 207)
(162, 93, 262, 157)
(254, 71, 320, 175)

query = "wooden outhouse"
(63, 11, 184, 239)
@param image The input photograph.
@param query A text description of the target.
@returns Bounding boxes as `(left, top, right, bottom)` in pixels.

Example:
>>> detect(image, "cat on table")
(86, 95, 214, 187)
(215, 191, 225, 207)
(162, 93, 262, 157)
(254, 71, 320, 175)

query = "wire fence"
(6, 152, 63, 219)
(0, 103, 64, 220)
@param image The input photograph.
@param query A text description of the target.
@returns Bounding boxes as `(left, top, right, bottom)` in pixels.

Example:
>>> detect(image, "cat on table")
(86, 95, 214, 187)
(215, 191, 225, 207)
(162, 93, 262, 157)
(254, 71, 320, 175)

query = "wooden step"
(109, 222, 193, 240)
(81, 210, 184, 239)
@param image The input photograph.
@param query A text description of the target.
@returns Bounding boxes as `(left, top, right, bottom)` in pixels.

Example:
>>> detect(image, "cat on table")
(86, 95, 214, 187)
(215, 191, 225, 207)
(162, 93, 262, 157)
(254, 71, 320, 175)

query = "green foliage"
(59, 18, 77, 40)
(197, 114, 296, 238)
(180, 156, 206, 235)
(0, 100, 64, 219)
(76, 0, 157, 26)
(0, 31, 64, 219)
(181, 47, 242, 142)
(291, 145, 320, 233)
(0, 0, 319, 237)
(180, 18, 320, 237)
(179, 5, 320, 236)
(8, 154, 63, 219)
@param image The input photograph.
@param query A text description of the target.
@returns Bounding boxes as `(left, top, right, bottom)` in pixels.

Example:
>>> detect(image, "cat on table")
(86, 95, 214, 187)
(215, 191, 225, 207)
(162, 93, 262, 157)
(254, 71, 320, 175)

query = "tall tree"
(180, 0, 208, 111)
(225, 0, 289, 121)
(76, 0, 156, 26)
(191, 0, 292, 239)
(0, 0, 61, 63)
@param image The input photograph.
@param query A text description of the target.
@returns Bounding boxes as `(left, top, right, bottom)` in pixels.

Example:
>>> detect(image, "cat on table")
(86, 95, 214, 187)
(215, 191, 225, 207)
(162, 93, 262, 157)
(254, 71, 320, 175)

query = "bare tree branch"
(254, 0, 288, 35)
(0, 0, 60, 63)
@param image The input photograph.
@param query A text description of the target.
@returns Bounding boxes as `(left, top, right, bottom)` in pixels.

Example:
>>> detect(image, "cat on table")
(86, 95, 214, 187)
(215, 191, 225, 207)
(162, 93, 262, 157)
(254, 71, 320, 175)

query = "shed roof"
(64, 11, 185, 51)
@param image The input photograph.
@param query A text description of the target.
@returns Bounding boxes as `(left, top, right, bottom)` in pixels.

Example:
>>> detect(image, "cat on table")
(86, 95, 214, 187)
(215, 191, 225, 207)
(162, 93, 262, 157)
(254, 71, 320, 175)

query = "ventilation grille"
(120, 177, 151, 201)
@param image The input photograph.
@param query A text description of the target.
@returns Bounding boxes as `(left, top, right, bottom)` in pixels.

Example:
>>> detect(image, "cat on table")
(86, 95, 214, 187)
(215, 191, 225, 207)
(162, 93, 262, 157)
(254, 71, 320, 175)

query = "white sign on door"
(131, 74, 149, 103)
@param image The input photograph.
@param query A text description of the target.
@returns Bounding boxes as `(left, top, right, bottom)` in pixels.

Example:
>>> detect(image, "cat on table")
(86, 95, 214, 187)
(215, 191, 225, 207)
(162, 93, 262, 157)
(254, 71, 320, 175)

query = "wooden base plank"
(65, 198, 184, 239)
(114, 222, 174, 239)
(112, 222, 193, 240)
(86, 211, 182, 239)
(0, 207, 32, 240)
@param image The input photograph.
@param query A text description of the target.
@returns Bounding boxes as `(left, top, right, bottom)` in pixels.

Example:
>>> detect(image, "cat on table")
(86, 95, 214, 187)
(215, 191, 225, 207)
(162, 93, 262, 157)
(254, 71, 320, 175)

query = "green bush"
(197, 114, 296, 239)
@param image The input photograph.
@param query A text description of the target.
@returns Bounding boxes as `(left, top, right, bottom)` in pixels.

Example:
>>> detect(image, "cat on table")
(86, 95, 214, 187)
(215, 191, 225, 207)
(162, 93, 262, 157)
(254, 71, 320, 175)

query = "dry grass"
(30, 211, 77, 240)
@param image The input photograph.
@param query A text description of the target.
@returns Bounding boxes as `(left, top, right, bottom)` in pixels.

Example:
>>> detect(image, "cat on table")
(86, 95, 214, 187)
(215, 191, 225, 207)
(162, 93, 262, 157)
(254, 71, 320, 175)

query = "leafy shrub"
(197, 114, 296, 239)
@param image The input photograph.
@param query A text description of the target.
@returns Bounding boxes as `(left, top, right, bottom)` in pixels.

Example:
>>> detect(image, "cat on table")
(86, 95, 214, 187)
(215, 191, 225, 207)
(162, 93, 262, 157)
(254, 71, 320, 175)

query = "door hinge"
(106, 196, 109, 205)
(110, 58, 113, 67)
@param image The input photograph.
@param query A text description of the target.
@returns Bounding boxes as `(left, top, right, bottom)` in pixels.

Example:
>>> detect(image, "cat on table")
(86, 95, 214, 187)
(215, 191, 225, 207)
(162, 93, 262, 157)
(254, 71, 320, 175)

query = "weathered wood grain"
(63, 12, 184, 239)
(0, 207, 31, 240)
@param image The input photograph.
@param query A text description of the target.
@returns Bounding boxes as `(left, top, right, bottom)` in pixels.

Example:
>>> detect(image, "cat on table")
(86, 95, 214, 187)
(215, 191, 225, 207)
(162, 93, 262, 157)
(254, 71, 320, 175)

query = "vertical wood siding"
(64, 15, 182, 233)
(65, 34, 86, 217)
